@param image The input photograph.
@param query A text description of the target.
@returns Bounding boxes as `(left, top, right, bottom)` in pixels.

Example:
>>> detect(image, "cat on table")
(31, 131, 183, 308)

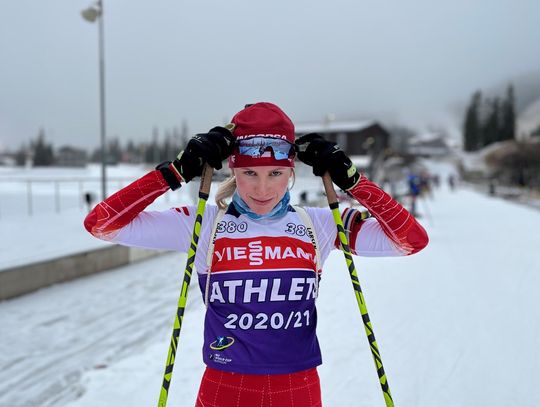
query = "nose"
(255, 175, 270, 194)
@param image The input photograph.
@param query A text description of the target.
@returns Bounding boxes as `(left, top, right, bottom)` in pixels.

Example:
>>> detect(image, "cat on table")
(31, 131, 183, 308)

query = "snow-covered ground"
(1, 161, 540, 407)
(0, 164, 198, 270)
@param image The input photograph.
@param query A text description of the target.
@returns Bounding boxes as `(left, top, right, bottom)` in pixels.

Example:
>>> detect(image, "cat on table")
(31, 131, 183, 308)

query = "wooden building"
(295, 120, 391, 179)
(56, 146, 88, 167)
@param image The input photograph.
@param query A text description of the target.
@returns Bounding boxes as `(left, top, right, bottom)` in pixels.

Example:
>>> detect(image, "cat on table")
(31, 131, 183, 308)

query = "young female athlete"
(84, 102, 428, 406)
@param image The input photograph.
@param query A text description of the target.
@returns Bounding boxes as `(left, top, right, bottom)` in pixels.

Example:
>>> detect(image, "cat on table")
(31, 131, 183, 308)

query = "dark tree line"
(89, 125, 188, 164)
(463, 85, 516, 152)
(15, 122, 190, 166)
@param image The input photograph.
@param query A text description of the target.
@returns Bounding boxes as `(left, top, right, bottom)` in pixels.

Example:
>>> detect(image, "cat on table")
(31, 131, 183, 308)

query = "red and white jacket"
(84, 170, 428, 374)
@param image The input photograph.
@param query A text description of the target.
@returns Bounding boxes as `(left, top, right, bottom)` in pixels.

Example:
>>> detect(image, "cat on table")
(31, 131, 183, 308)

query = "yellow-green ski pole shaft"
(322, 174, 394, 407)
(158, 164, 213, 407)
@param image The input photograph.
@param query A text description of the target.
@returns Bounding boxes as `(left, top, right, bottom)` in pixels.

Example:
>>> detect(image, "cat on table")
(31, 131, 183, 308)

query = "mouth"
(250, 197, 274, 205)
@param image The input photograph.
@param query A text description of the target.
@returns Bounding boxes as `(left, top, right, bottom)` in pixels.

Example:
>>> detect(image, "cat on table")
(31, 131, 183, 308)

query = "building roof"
(295, 120, 378, 134)
(58, 146, 86, 153)
(409, 137, 449, 148)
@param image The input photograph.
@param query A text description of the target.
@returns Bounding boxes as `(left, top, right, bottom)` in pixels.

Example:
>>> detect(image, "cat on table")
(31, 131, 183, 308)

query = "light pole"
(82, 0, 107, 200)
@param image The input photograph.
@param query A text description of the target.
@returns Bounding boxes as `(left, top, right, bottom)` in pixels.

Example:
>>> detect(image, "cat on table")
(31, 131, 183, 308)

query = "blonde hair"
(215, 174, 237, 210)
(214, 169, 296, 210)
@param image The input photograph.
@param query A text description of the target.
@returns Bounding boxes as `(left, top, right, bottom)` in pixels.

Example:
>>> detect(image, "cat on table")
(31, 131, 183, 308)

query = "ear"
(288, 168, 296, 190)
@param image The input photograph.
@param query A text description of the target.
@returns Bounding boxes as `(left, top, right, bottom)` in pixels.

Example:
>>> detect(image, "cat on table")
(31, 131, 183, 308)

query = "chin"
(252, 207, 271, 216)
(250, 202, 274, 215)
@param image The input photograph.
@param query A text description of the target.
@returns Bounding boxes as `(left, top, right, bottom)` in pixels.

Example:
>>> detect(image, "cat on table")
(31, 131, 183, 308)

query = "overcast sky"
(1, 0, 539, 151)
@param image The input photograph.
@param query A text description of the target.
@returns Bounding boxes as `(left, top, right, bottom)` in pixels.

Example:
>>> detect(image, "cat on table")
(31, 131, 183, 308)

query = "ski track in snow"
(1, 161, 540, 407)
(0, 253, 204, 407)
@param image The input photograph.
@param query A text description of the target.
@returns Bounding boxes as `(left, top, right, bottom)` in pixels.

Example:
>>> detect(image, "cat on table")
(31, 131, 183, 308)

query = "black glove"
(296, 133, 360, 190)
(172, 126, 235, 183)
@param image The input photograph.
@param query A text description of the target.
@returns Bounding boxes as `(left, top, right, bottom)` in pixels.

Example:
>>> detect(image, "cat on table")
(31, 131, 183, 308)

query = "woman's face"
(234, 166, 293, 215)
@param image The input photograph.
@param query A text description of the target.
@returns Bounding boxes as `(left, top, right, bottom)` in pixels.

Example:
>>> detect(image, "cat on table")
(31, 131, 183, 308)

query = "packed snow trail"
(1, 175, 540, 406)
(0, 253, 203, 407)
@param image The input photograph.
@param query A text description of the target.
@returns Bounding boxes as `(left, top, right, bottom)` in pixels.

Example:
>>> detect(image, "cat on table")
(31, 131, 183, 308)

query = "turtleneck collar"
(232, 191, 290, 220)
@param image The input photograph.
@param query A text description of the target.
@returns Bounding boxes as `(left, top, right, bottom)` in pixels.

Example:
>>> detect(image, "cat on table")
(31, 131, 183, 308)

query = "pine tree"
(15, 144, 27, 166)
(108, 137, 122, 164)
(151, 126, 160, 163)
(483, 97, 501, 147)
(531, 124, 540, 138)
(126, 139, 138, 163)
(500, 84, 516, 142)
(463, 91, 482, 151)
(162, 130, 173, 162)
(180, 119, 189, 147)
(32, 128, 55, 166)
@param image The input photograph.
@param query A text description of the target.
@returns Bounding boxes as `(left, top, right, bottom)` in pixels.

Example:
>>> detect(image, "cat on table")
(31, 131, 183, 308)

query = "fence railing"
(0, 177, 142, 218)
(0, 175, 201, 219)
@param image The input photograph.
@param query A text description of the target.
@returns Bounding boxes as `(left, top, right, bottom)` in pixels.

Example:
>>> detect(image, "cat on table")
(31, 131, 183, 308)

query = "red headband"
(228, 102, 295, 168)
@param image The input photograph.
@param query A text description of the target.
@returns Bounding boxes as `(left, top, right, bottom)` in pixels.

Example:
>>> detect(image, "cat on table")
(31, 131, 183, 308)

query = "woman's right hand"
(172, 126, 236, 183)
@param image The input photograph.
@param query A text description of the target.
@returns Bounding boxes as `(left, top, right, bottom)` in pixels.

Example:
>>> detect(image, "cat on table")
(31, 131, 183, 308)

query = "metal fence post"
(55, 181, 61, 213)
(79, 181, 84, 210)
(27, 180, 33, 216)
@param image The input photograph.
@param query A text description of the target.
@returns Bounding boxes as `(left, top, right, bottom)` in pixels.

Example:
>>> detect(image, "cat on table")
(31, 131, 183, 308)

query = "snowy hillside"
(518, 97, 540, 138)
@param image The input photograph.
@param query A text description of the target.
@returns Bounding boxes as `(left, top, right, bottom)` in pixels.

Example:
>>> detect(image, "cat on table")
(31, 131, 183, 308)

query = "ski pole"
(420, 196, 434, 227)
(322, 174, 394, 407)
(158, 164, 213, 407)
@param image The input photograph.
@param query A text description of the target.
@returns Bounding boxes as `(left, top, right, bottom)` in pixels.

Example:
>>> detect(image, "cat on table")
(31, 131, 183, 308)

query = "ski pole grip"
(199, 164, 214, 198)
(322, 173, 338, 206)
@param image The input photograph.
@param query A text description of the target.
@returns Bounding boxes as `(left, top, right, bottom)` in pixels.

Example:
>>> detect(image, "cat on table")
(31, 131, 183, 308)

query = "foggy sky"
(1, 0, 539, 150)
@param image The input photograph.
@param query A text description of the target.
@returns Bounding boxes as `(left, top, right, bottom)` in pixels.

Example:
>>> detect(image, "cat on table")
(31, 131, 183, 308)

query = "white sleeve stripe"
(96, 187, 168, 231)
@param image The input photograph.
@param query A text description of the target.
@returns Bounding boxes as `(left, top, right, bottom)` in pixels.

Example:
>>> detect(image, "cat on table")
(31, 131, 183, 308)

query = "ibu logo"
(210, 335, 235, 350)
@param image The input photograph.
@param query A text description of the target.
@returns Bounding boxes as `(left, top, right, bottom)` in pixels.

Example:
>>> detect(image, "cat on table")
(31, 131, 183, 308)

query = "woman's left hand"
(295, 133, 360, 190)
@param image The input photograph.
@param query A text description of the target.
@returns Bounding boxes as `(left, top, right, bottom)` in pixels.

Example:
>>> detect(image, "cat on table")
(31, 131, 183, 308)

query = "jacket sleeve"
(83, 170, 200, 252)
(346, 175, 429, 255)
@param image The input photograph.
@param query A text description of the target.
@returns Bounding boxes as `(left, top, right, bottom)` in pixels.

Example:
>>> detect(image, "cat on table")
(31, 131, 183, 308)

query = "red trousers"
(195, 367, 322, 407)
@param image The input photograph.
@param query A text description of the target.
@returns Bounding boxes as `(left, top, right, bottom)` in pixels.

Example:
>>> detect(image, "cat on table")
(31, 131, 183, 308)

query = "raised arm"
(346, 176, 428, 255)
(296, 133, 428, 256)
(84, 126, 235, 241)
(83, 170, 169, 240)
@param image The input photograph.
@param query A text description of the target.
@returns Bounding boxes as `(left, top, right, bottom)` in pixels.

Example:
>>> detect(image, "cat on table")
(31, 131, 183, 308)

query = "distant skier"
(84, 102, 428, 406)
(432, 174, 440, 189)
(448, 174, 456, 191)
(419, 170, 433, 199)
(408, 172, 421, 217)
(299, 190, 308, 205)
(83, 192, 95, 213)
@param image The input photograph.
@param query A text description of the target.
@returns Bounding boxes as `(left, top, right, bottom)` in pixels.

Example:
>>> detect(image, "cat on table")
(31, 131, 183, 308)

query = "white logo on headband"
(236, 134, 288, 141)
